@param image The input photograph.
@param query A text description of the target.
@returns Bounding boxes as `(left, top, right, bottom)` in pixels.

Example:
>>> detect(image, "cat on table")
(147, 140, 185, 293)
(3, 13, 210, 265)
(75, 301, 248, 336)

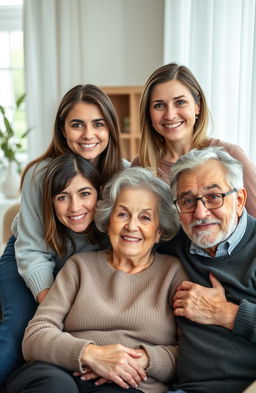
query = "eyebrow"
(117, 204, 153, 212)
(151, 94, 186, 103)
(173, 95, 186, 100)
(56, 186, 93, 195)
(69, 119, 84, 124)
(178, 184, 222, 198)
(69, 118, 105, 123)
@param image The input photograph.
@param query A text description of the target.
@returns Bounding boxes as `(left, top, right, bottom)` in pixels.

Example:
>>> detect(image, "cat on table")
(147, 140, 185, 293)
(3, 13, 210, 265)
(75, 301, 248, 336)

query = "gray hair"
(95, 166, 179, 241)
(170, 146, 244, 198)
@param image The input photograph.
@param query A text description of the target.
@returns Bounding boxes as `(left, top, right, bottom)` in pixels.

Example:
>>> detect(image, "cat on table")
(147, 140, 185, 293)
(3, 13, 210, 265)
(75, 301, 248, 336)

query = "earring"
(195, 115, 199, 120)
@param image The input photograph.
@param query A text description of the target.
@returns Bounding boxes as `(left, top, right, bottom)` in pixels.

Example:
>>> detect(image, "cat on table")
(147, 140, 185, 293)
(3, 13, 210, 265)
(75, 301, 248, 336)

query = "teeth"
(69, 214, 86, 220)
(80, 143, 97, 148)
(122, 236, 140, 242)
(165, 122, 182, 128)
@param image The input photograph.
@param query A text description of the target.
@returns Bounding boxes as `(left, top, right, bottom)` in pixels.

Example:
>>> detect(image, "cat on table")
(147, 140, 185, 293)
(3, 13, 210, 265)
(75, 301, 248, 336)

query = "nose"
(164, 103, 177, 119)
(69, 196, 80, 212)
(81, 125, 94, 139)
(193, 199, 210, 220)
(125, 216, 139, 231)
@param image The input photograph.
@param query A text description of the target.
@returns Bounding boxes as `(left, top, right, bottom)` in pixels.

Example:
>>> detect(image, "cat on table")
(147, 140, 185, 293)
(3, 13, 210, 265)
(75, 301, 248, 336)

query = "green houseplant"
(0, 93, 31, 198)
(0, 93, 31, 169)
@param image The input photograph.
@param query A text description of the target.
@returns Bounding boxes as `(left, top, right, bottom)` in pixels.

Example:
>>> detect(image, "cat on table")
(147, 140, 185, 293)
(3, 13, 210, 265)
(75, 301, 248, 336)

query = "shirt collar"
(190, 209, 247, 258)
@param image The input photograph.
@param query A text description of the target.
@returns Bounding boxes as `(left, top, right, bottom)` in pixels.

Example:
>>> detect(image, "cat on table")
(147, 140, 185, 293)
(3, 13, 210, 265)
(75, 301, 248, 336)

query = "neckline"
(101, 250, 157, 276)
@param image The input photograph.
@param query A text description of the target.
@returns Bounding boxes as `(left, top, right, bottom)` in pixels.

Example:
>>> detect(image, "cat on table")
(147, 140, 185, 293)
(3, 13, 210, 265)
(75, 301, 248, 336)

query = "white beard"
(185, 198, 238, 249)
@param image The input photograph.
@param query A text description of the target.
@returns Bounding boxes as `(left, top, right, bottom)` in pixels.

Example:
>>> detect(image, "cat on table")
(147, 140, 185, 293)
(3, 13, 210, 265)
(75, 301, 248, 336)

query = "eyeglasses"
(174, 188, 237, 213)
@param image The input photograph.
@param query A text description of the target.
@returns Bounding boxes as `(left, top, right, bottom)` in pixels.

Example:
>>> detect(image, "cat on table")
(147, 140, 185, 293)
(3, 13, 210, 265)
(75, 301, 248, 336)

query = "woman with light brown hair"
(132, 63, 256, 217)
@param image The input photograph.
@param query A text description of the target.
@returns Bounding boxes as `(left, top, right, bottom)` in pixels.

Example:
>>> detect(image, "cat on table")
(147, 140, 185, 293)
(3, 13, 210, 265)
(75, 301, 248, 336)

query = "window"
(0, 0, 26, 167)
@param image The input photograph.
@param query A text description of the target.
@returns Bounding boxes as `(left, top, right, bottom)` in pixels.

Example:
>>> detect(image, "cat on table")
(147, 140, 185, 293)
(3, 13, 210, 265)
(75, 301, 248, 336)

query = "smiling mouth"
(79, 143, 98, 150)
(192, 222, 218, 231)
(164, 121, 183, 129)
(68, 213, 87, 221)
(121, 235, 141, 243)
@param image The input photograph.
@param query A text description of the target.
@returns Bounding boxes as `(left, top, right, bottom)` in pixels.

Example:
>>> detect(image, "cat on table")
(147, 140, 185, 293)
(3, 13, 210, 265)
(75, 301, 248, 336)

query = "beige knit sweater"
(22, 250, 188, 393)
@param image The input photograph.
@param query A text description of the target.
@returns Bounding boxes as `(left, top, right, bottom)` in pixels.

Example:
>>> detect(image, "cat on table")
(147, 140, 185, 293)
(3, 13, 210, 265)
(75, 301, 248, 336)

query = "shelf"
(101, 86, 144, 161)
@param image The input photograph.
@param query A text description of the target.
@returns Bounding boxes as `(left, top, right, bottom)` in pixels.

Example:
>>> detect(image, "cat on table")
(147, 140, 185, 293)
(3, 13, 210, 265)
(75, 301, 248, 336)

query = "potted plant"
(0, 93, 31, 198)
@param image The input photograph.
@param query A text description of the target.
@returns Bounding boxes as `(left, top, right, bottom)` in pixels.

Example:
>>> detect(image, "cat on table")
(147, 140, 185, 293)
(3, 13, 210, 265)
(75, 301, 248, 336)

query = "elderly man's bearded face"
(176, 160, 245, 256)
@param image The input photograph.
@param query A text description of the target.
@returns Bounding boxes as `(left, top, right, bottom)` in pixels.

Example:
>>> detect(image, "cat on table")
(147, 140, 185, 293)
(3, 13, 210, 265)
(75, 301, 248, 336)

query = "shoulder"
(154, 252, 189, 281)
(62, 250, 106, 270)
(58, 250, 108, 284)
(155, 252, 184, 271)
(23, 158, 52, 184)
(209, 138, 248, 159)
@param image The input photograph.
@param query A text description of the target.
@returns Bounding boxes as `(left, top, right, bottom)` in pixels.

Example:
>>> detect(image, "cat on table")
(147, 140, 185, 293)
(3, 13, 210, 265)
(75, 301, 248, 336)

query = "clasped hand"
(77, 343, 148, 389)
(173, 272, 239, 329)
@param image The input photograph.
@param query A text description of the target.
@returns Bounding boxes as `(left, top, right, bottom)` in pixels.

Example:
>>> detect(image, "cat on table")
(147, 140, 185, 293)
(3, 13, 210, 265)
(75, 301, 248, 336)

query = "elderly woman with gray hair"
(6, 167, 187, 393)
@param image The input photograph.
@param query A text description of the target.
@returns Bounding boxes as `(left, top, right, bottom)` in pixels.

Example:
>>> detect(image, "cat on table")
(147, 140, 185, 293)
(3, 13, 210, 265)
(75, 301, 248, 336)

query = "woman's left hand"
(74, 348, 149, 386)
(81, 343, 147, 389)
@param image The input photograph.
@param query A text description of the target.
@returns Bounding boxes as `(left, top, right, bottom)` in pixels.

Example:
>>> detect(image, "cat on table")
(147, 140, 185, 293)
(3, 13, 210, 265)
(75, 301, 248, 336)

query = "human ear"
(156, 229, 162, 243)
(236, 188, 247, 217)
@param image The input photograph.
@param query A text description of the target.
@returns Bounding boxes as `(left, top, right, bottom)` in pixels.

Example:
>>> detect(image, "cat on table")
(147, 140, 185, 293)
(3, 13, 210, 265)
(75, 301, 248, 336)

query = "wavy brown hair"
(21, 84, 123, 188)
(42, 153, 103, 256)
(139, 63, 210, 175)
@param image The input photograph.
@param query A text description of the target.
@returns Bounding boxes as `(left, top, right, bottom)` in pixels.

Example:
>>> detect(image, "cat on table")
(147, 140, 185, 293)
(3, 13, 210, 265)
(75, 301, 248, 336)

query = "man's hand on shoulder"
(173, 272, 239, 330)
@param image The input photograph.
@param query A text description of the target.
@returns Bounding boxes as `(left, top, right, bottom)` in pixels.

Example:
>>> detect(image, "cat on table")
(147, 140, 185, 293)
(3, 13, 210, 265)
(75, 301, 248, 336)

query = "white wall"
(78, 0, 164, 86)
(79, 0, 164, 85)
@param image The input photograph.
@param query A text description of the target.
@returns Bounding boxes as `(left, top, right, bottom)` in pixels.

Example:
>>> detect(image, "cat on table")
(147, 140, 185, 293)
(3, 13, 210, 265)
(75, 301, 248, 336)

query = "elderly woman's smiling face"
(108, 186, 161, 263)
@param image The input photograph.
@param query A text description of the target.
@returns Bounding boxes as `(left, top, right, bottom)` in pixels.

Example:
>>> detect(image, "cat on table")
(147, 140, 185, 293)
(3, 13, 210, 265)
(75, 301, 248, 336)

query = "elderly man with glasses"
(158, 146, 256, 393)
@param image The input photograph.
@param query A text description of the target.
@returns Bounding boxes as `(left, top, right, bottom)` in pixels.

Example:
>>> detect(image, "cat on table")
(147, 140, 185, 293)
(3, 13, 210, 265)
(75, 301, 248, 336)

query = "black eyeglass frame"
(173, 188, 237, 213)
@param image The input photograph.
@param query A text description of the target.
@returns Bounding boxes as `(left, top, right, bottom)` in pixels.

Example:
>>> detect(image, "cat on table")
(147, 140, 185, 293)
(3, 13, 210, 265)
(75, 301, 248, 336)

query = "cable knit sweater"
(22, 250, 188, 393)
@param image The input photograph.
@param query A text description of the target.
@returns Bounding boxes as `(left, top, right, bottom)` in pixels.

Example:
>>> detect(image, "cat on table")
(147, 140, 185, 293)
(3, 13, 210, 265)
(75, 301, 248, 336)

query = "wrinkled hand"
(173, 273, 239, 329)
(132, 348, 149, 370)
(75, 348, 149, 386)
(81, 344, 147, 389)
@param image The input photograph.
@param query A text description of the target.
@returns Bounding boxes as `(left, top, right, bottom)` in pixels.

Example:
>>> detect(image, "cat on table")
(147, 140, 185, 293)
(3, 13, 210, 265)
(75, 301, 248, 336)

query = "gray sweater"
(22, 250, 188, 393)
(158, 214, 256, 393)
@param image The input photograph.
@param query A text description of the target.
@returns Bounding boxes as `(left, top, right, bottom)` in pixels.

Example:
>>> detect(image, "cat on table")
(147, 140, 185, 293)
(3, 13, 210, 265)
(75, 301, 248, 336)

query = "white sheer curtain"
(164, 0, 256, 162)
(23, 0, 87, 160)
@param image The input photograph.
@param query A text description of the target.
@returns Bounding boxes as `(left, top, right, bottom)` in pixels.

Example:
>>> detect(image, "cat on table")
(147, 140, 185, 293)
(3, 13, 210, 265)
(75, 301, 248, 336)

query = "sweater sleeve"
(232, 299, 256, 343)
(22, 257, 95, 372)
(211, 139, 256, 218)
(12, 161, 56, 300)
(140, 343, 177, 382)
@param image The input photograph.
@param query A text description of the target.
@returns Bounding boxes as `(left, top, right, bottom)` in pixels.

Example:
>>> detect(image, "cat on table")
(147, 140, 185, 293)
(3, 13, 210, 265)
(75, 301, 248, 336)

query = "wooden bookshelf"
(101, 86, 144, 161)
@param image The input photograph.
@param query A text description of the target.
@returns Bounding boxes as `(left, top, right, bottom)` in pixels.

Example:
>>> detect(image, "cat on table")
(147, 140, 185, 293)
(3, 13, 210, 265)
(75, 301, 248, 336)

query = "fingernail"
(144, 376, 147, 381)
